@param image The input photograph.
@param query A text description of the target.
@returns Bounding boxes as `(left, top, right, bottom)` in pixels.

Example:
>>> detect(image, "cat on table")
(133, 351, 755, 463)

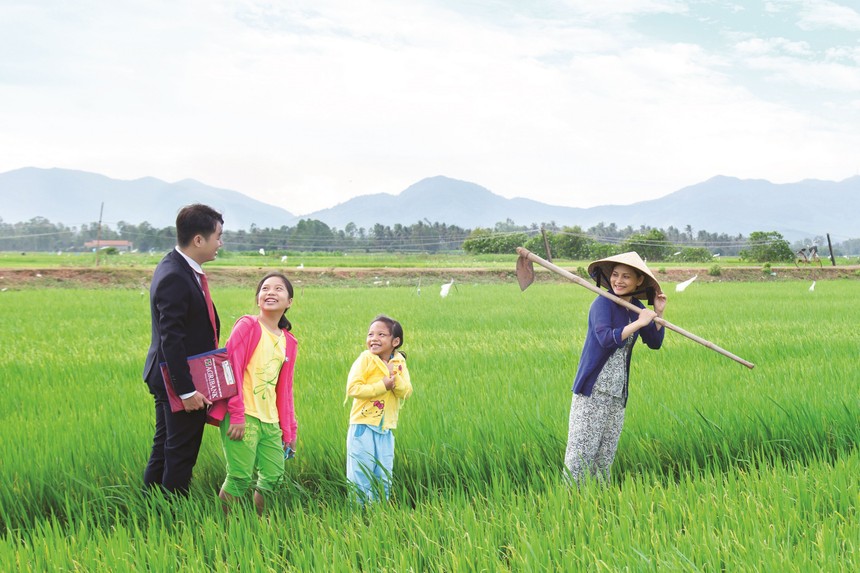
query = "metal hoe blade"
(516, 255, 535, 291)
(514, 246, 755, 369)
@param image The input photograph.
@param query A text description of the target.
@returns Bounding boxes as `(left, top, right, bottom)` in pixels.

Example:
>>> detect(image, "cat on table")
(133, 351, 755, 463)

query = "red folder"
(160, 348, 238, 413)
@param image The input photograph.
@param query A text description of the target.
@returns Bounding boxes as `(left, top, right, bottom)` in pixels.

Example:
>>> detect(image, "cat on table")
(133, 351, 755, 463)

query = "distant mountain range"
(0, 167, 295, 231)
(1, 167, 857, 242)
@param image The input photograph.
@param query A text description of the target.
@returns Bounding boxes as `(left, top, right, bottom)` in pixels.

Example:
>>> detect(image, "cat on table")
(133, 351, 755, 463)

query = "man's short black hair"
(175, 204, 224, 247)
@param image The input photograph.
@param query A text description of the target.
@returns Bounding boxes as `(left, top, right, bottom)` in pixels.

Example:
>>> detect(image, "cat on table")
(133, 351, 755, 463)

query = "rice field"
(0, 278, 857, 571)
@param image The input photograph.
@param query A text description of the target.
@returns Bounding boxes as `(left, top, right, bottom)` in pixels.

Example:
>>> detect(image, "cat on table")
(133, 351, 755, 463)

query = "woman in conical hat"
(587, 251, 662, 304)
(563, 251, 667, 485)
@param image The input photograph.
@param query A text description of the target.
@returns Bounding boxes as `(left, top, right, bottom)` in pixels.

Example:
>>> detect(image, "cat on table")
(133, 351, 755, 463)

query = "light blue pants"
(346, 423, 395, 505)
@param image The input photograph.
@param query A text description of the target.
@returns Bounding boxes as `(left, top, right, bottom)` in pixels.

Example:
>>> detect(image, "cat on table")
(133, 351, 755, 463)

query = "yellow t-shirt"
(242, 325, 285, 423)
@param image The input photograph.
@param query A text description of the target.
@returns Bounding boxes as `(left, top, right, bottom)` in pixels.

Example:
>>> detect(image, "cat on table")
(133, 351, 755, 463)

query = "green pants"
(219, 413, 285, 497)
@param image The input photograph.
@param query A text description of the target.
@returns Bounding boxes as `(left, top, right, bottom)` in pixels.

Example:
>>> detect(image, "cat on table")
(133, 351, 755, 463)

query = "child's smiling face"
(256, 276, 292, 313)
(366, 320, 400, 359)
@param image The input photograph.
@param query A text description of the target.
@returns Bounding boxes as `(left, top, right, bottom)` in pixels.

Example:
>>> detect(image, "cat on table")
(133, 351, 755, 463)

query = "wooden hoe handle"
(516, 247, 755, 369)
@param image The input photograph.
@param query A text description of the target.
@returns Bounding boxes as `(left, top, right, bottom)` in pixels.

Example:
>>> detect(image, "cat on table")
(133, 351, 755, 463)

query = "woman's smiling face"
(609, 263, 644, 297)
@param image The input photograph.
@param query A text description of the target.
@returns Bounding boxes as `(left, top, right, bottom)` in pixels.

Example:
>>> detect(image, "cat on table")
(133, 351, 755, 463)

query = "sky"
(1, 0, 859, 216)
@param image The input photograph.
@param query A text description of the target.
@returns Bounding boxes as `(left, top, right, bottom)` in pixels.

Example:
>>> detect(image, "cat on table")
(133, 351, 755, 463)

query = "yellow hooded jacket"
(345, 350, 412, 431)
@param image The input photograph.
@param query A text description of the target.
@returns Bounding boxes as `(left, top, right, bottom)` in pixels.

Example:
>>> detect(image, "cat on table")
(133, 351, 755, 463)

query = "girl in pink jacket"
(208, 272, 298, 516)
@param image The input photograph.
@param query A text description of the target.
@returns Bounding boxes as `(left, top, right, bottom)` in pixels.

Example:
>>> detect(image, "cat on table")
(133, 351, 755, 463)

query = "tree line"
(462, 220, 821, 262)
(0, 217, 469, 254)
(1, 216, 855, 262)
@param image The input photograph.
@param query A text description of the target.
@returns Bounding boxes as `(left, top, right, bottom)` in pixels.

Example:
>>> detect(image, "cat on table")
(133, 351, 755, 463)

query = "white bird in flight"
(440, 279, 455, 297)
(675, 275, 698, 292)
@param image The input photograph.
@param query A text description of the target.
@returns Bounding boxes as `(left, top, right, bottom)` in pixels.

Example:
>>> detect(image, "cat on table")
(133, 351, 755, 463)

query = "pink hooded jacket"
(207, 315, 298, 444)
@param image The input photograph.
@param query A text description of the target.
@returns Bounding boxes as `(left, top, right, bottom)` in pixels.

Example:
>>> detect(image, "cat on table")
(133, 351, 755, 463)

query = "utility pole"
(541, 227, 553, 263)
(95, 202, 104, 267)
(826, 233, 836, 266)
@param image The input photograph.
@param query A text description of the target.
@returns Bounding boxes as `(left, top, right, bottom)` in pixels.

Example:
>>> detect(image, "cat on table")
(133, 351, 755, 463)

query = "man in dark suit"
(143, 203, 224, 495)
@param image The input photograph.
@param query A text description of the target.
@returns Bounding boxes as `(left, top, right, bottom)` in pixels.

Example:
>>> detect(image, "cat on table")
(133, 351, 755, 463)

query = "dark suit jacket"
(143, 249, 221, 397)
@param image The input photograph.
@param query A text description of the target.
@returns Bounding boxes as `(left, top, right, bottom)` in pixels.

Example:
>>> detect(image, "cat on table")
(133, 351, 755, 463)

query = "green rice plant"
(0, 280, 856, 570)
(1, 453, 856, 571)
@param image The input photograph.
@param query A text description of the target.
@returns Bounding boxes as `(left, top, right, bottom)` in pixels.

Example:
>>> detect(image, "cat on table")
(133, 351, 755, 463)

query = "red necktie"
(197, 271, 218, 347)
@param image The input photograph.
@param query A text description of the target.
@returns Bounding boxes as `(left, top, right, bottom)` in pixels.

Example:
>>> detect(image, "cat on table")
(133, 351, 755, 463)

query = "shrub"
(523, 234, 556, 259)
(553, 226, 595, 259)
(620, 229, 671, 261)
(587, 243, 618, 260)
(708, 264, 722, 277)
(463, 229, 529, 255)
(675, 247, 714, 263)
(739, 231, 794, 263)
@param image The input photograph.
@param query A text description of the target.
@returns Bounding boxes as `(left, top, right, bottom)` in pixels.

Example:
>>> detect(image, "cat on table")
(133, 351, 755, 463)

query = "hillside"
(303, 175, 859, 242)
(1, 168, 858, 242)
(0, 167, 295, 231)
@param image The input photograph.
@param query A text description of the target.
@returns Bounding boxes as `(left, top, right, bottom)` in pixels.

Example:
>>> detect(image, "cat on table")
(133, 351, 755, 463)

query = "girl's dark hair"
(256, 272, 294, 331)
(371, 314, 406, 359)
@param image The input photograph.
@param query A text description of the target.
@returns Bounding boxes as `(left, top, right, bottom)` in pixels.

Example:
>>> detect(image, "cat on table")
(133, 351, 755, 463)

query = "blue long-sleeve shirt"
(571, 295, 664, 405)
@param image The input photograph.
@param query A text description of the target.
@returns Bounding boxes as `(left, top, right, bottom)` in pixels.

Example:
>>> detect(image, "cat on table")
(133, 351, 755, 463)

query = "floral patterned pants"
(563, 390, 626, 485)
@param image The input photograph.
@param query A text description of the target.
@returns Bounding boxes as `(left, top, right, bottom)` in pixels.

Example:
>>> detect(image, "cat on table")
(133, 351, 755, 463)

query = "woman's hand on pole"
(653, 293, 667, 329)
(636, 308, 657, 327)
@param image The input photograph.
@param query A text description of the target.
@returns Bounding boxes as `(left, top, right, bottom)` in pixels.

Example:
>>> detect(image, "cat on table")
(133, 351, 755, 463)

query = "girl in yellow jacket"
(345, 315, 412, 505)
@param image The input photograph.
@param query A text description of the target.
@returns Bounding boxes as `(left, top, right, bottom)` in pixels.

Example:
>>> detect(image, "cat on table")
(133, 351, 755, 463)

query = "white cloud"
(1, 0, 859, 216)
(735, 36, 814, 60)
(824, 46, 860, 64)
(743, 55, 860, 92)
(559, 0, 688, 18)
(733, 33, 860, 92)
(796, 0, 860, 31)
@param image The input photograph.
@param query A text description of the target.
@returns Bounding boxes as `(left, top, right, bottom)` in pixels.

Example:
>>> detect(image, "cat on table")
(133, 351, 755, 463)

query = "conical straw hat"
(587, 251, 662, 299)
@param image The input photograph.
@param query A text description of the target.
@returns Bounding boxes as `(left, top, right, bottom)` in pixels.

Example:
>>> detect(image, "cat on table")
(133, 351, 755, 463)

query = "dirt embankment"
(0, 264, 857, 290)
